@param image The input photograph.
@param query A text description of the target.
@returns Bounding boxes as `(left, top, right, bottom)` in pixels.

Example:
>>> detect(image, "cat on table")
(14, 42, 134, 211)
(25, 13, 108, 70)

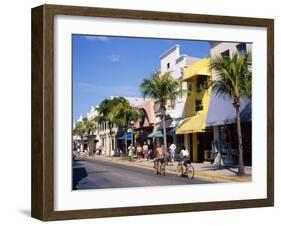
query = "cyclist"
(180, 145, 191, 166)
(154, 143, 165, 164)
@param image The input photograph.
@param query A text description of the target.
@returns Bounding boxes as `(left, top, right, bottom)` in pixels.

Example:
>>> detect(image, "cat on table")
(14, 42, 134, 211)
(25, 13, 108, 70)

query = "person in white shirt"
(180, 146, 191, 165)
(169, 143, 177, 163)
(128, 144, 135, 161)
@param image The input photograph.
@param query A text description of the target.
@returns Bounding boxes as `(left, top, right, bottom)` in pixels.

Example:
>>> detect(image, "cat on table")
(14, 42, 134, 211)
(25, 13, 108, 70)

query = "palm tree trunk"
(236, 104, 245, 175)
(162, 110, 167, 150)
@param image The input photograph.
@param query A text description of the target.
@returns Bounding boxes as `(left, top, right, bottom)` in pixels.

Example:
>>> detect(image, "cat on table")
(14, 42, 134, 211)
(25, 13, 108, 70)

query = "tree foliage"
(210, 51, 252, 175)
(210, 52, 252, 102)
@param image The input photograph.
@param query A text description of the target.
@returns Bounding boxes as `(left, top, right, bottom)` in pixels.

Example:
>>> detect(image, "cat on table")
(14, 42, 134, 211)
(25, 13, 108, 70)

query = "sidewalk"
(86, 154, 252, 183)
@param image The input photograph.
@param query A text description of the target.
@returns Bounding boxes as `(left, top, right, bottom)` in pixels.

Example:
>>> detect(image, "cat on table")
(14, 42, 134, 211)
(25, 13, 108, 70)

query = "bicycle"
(176, 158, 194, 179)
(153, 157, 166, 176)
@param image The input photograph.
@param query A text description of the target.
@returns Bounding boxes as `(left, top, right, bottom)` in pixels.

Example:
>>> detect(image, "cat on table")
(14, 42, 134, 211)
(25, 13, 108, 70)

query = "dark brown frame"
(31, 4, 274, 221)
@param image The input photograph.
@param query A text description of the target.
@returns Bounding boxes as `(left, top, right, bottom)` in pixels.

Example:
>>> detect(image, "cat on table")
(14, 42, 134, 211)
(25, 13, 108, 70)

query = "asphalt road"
(73, 158, 214, 190)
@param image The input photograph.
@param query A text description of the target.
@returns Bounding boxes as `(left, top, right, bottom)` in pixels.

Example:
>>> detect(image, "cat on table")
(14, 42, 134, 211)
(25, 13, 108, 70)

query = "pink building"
(133, 100, 156, 148)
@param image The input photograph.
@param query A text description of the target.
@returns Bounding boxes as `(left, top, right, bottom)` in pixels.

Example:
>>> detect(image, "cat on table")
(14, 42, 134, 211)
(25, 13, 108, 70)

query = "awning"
(117, 133, 132, 140)
(182, 57, 211, 81)
(167, 127, 176, 136)
(176, 112, 207, 134)
(148, 130, 163, 138)
(206, 94, 251, 127)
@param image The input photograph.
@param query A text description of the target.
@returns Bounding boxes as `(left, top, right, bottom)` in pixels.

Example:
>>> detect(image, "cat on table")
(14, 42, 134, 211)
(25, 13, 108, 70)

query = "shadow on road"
(73, 166, 88, 190)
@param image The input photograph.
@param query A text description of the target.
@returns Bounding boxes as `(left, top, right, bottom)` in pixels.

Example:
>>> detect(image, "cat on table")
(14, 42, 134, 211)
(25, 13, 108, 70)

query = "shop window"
(195, 99, 203, 111)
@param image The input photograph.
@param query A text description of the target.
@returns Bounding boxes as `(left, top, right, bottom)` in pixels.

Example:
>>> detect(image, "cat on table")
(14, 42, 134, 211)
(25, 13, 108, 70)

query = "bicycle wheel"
(160, 163, 166, 176)
(176, 164, 183, 177)
(186, 165, 194, 179)
(153, 162, 159, 175)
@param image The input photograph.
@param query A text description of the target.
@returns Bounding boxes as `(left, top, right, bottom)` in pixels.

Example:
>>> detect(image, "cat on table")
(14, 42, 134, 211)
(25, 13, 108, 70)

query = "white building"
(86, 106, 101, 155)
(207, 42, 252, 165)
(85, 96, 147, 156)
(155, 45, 201, 147)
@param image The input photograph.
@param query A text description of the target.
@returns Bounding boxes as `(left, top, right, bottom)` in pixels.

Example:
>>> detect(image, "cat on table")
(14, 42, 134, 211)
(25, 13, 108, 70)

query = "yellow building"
(176, 57, 213, 162)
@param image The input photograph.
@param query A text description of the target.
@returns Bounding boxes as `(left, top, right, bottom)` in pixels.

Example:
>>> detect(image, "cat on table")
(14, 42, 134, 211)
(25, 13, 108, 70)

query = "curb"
(85, 156, 251, 183)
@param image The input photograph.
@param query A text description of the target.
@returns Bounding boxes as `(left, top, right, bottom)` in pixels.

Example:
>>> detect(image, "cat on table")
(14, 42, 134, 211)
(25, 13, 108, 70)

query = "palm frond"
(140, 71, 183, 110)
(211, 51, 252, 101)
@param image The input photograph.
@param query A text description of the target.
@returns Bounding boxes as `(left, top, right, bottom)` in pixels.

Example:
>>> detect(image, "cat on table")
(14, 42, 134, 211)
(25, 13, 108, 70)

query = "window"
(196, 75, 208, 92)
(236, 43, 247, 54)
(221, 49, 230, 58)
(168, 99, 176, 109)
(195, 99, 203, 111)
(167, 62, 170, 69)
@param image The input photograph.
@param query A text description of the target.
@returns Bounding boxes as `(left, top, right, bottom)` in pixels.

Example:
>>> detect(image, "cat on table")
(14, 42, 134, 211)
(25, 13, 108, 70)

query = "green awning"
(167, 127, 176, 136)
(148, 130, 163, 138)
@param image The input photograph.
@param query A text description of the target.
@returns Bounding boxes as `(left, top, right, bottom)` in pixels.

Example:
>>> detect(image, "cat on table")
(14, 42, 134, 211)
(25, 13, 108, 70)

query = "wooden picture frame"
(31, 4, 274, 221)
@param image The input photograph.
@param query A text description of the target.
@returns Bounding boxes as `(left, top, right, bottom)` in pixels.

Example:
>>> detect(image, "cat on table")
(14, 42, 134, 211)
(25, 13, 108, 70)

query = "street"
(73, 158, 214, 190)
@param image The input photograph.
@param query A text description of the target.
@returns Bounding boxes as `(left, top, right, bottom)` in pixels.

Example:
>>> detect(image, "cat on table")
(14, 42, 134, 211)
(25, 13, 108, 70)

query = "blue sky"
(73, 35, 211, 122)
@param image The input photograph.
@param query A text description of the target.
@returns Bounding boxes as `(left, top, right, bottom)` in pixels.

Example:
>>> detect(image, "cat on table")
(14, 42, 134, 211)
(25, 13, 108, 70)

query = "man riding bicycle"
(176, 146, 194, 179)
(180, 146, 191, 166)
(154, 143, 165, 163)
(153, 143, 166, 176)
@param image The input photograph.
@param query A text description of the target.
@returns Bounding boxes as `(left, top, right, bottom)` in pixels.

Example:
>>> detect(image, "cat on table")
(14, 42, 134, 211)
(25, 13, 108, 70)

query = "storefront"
(176, 111, 212, 162)
(206, 94, 252, 166)
(116, 132, 133, 154)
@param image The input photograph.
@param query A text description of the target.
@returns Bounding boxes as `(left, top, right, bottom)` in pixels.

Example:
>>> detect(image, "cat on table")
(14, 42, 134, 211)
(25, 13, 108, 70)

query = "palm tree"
(210, 52, 252, 176)
(85, 117, 97, 155)
(113, 101, 141, 154)
(140, 71, 184, 150)
(73, 117, 88, 151)
(97, 97, 128, 156)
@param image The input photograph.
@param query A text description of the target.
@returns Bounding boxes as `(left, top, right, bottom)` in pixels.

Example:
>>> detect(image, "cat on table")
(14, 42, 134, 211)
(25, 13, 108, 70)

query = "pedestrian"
(136, 143, 143, 160)
(119, 145, 123, 157)
(142, 142, 149, 160)
(169, 143, 177, 165)
(128, 144, 135, 161)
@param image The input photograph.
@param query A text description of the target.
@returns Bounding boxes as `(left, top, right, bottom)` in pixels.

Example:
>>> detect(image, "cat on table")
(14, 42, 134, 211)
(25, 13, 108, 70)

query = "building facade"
(176, 57, 213, 162)
(206, 42, 252, 165)
(156, 45, 201, 149)
(132, 99, 156, 151)
(86, 97, 146, 156)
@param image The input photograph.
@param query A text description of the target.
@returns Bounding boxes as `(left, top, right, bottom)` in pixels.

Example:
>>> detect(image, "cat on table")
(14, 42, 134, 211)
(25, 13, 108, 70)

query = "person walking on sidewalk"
(136, 143, 143, 160)
(142, 142, 149, 160)
(169, 143, 177, 165)
(128, 144, 135, 161)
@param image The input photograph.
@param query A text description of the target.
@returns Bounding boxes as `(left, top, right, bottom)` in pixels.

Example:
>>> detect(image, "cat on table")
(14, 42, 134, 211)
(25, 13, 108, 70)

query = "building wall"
(185, 77, 212, 117)
(181, 58, 212, 162)
(134, 100, 156, 128)
(210, 42, 252, 80)
(209, 42, 252, 165)
(158, 45, 201, 123)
